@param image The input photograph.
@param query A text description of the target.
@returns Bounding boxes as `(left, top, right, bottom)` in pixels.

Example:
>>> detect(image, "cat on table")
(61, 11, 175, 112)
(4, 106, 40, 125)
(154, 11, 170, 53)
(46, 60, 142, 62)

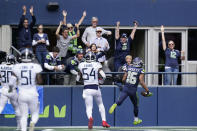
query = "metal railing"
(40, 72, 197, 86)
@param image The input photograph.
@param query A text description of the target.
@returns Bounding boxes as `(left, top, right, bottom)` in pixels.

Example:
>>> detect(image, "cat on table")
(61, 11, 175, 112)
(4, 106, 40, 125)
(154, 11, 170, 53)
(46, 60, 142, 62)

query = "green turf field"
(1, 126, 197, 131)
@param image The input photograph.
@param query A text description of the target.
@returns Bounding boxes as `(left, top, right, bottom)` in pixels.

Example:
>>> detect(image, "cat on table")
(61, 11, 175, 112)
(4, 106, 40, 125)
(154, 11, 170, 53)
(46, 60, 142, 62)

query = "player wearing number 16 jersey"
(0, 55, 21, 130)
(109, 57, 150, 125)
(11, 48, 42, 131)
(77, 52, 110, 129)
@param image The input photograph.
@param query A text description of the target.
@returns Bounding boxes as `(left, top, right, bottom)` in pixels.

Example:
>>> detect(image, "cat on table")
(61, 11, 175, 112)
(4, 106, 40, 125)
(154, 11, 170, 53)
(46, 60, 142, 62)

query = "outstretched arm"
(139, 74, 149, 92)
(56, 21, 63, 40)
(77, 11, 86, 26)
(161, 25, 167, 51)
(115, 21, 120, 40)
(130, 21, 138, 40)
(62, 10, 67, 25)
(19, 5, 26, 28)
(29, 6, 36, 28)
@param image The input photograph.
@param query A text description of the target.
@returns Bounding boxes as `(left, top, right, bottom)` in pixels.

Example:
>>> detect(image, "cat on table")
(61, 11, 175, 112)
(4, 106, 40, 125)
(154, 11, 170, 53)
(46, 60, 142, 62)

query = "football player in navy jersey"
(109, 57, 150, 125)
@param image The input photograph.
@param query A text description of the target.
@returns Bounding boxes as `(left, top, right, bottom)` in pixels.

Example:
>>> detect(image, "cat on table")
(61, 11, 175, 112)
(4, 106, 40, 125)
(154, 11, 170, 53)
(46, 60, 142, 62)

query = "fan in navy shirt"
(161, 25, 185, 85)
(114, 21, 138, 72)
(32, 24, 49, 68)
(64, 50, 85, 85)
(18, 5, 36, 50)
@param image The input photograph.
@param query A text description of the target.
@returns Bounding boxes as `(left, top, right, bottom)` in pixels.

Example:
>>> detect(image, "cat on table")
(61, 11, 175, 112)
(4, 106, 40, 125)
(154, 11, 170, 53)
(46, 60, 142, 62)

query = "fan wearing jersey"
(109, 57, 150, 125)
(0, 55, 21, 130)
(12, 48, 42, 131)
(77, 52, 110, 129)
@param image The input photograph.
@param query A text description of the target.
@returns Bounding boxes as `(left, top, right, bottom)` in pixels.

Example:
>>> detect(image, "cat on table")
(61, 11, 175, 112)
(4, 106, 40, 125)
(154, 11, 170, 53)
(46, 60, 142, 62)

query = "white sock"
(134, 117, 138, 121)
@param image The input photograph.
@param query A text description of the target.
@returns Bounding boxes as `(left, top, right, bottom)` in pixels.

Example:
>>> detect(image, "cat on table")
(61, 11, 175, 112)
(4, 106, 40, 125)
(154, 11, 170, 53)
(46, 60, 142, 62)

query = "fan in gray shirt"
(56, 21, 79, 58)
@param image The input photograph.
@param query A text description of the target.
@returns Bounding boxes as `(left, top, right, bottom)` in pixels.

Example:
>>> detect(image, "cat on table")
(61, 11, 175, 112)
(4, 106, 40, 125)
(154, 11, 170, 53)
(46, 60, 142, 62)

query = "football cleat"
(88, 117, 93, 129)
(29, 122, 35, 131)
(102, 121, 110, 128)
(109, 103, 117, 114)
(133, 119, 142, 125)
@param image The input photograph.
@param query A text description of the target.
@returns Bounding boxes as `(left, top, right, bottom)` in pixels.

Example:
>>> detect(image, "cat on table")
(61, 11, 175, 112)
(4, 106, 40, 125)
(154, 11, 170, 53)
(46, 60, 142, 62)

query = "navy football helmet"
(133, 57, 143, 68)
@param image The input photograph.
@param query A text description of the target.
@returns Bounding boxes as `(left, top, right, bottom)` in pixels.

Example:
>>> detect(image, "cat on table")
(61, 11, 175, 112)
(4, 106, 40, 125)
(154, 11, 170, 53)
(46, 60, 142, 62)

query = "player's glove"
(141, 91, 153, 97)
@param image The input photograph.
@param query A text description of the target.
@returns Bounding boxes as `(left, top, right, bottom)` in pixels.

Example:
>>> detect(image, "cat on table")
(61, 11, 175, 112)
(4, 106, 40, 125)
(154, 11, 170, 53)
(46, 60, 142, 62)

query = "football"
(141, 91, 153, 97)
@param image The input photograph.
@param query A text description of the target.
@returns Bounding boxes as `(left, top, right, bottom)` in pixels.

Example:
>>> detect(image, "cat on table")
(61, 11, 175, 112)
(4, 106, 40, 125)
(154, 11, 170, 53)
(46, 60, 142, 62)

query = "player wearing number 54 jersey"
(11, 48, 42, 131)
(109, 57, 150, 125)
(77, 52, 110, 129)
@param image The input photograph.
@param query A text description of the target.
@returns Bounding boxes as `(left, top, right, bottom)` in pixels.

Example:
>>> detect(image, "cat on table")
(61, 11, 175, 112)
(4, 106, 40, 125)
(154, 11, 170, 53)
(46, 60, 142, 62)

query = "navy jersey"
(125, 66, 144, 88)
(165, 48, 180, 68)
(114, 37, 132, 59)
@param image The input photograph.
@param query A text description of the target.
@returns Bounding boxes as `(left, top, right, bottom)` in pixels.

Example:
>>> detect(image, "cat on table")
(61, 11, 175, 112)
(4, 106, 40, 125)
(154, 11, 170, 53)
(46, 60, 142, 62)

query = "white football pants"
(0, 87, 21, 129)
(18, 91, 39, 131)
(82, 88, 106, 121)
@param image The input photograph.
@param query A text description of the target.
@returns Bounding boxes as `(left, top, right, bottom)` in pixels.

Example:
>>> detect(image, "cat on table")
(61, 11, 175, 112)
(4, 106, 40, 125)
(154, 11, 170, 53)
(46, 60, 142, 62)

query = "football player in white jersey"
(11, 48, 43, 131)
(77, 52, 110, 129)
(0, 54, 21, 130)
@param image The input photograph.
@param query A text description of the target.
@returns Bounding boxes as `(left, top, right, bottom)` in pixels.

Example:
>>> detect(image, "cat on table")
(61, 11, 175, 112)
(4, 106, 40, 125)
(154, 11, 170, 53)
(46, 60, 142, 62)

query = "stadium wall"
(0, 86, 197, 127)
(0, 0, 197, 26)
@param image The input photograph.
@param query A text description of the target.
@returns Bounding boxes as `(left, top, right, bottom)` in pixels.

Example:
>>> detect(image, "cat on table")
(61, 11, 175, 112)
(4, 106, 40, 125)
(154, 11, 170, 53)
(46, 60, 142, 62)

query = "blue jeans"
(164, 66, 179, 85)
(36, 51, 48, 68)
(114, 58, 125, 72)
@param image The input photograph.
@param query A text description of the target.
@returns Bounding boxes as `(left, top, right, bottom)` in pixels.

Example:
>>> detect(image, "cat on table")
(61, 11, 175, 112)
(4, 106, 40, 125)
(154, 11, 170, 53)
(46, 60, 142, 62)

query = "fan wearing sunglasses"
(161, 25, 185, 85)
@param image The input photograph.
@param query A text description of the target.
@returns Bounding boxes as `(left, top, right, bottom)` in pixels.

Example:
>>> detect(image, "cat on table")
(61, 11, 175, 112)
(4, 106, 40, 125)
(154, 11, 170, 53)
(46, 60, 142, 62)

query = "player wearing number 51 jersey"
(12, 48, 42, 131)
(109, 57, 150, 125)
(78, 52, 110, 129)
(0, 55, 21, 130)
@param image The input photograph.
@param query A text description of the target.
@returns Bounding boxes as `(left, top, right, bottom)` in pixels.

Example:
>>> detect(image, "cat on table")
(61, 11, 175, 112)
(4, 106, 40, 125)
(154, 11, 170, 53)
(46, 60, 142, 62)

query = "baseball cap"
(121, 33, 127, 38)
(96, 27, 102, 32)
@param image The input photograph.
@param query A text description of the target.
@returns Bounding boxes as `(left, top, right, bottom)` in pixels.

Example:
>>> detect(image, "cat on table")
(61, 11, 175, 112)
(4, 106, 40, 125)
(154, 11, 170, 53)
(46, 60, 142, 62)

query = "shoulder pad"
(46, 55, 51, 59)
(71, 60, 76, 65)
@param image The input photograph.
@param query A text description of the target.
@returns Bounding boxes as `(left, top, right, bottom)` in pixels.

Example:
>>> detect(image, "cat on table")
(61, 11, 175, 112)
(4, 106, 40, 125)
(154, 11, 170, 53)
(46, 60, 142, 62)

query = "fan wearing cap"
(56, 21, 80, 65)
(64, 50, 85, 85)
(62, 10, 86, 57)
(114, 21, 138, 72)
(82, 17, 111, 48)
(89, 27, 110, 63)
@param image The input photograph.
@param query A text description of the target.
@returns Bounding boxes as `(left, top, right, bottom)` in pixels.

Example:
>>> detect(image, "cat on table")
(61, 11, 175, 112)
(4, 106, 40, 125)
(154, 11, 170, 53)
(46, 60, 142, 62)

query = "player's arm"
(99, 69, 106, 80)
(139, 74, 149, 92)
(36, 73, 43, 85)
(122, 72, 128, 83)
(76, 71, 82, 82)
(130, 21, 138, 40)
(161, 25, 167, 51)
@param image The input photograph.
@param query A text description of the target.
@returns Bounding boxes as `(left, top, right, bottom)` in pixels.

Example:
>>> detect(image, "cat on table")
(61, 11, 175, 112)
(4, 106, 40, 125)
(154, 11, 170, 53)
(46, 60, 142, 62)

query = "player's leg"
(109, 90, 128, 114)
(28, 96, 40, 131)
(0, 94, 9, 114)
(18, 96, 28, 131)
(94, 88, 110, 128)
(82, 89, 94, 129)
(129, 91, 142, 125)
(10, 91, 21, 130)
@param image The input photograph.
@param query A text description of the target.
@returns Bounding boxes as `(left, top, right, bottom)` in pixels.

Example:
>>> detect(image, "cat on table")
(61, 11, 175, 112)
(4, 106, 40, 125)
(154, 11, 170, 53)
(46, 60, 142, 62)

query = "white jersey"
(0, 64, 14, 88)
(12, 63, 42, 96)
(78, 62, 102, 85)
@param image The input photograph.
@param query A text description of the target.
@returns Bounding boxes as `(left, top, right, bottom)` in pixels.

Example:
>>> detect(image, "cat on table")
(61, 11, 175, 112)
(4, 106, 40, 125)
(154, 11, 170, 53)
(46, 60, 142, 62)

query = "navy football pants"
(116, 86, 139, 117)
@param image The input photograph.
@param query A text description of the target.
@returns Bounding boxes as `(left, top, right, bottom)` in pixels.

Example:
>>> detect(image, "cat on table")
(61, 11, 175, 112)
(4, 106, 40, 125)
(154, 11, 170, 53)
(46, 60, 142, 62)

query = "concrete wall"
(1, 86, 197, 126)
